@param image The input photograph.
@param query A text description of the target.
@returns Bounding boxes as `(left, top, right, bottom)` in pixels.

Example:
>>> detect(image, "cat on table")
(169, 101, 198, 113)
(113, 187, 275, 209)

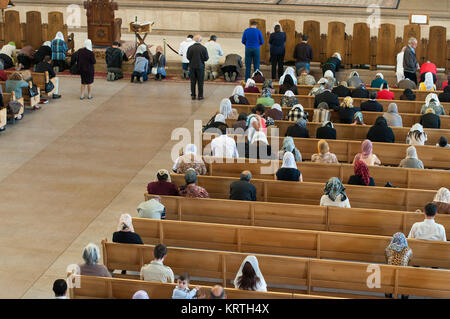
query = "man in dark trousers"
(403, 37, 419, 85)
(229, 171, 256, 201)
(187, 35, 209, 100)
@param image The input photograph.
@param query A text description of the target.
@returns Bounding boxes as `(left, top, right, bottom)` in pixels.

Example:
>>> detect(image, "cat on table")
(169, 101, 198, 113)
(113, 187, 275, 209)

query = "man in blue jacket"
(242, 21, 264, 81)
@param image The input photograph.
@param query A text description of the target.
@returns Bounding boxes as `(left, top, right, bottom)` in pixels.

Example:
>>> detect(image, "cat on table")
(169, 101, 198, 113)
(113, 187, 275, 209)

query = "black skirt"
(80, 71, 94, 85)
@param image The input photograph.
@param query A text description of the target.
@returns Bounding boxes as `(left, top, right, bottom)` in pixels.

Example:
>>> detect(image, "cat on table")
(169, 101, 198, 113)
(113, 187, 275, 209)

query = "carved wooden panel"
(327, 22, 346, 64)
(377, 23, 396, 65)
(84, 0, 119, 46)
(427, 26, 447, 68)
(279, 19, 295, 62)
(351, 22, 370, 65)
(302, 20, 320, 62)
(4, 10, 22, 48)
(25, 11, 43, 49)
(48, 12, 67, 42)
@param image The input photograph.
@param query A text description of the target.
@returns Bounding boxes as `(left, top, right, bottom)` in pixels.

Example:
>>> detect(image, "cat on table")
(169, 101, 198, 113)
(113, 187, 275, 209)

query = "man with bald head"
(229, 170, 256, 201)
(187, 34, 209, 100)
(210, 285, 226, 299)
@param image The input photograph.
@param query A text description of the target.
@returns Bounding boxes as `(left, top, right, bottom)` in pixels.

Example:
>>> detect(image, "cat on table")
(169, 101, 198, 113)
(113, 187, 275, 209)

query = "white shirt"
(396, 52, 405, 82)
(408, 219, 447, 241)
(205, 41, 224, 65)
(319, 194, 351, 208)
(211, 135, 239, 158)
(140, 260, 175, 283)
(179, 38, 195, 63)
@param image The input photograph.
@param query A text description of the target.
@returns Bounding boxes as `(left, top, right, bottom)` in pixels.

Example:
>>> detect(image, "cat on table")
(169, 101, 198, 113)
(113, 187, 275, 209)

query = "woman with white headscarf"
(433, 187, 450, 214)
(112, 213, 143, 244)
(244, 78, 260, 93)
(419, 72, 436, 91)
(280, 90, 298, 108)
(276, 151, 303, 182)
(51, 31, 68, 72)
(347, 71, 363, 88)
(219, 98, 238, 119)
(371, 73, 388, 89)
(405, 123, 427, 145)
(265, 103, 283, 121)
(77, 39, 96, 100)
(420, 93, 445, 115)
(229, 85, 249, 105)
(245, 131, 272, 159)
(309, 77, 328, 97)
(279, 67, 297, 86)
(172, 143, 207, 175)
(234, 255, 267, 292)
(398, 146, 424, 169)
(251, 69, 265, 83)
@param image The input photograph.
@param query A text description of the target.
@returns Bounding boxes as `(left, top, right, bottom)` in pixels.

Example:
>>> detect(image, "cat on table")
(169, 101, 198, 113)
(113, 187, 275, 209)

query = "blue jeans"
(182, 63, 190, 77)
(245, 47, 260, 81)
(131, 71, 148, 82)
(295, 62, 310, 75)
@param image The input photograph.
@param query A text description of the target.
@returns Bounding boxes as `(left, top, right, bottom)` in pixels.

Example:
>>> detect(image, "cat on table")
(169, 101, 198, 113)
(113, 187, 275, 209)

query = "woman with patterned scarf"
(320, 177, 350, 208)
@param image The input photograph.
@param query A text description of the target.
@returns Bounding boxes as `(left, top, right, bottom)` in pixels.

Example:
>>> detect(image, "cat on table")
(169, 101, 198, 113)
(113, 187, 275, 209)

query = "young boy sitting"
(172, 274, 201, 299)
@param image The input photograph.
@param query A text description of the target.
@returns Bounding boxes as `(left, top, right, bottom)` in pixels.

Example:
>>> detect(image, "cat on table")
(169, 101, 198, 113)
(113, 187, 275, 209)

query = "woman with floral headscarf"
(320, 177, 350, 208)
(256, 88, 275, 107)
(278, 136, 302, 162)
(352, 139, 381, 166)
(262, 79, 275, 95)
(244, 78, 260, 93)
(385, 232, 412, 266)
(399, 145, 424, 169)
(308, 77, 328, 97)
(433, 187, 450, 215)
(280, 90, 298, 108)
(352, 111, 364, 125)
(172, 143, 207, 175)
(339, 96, 360, 124)
(113, 213, 143, 244)
(348, 160, 375, 186)
(229, 85, 249, 105)
(311, 139, 338, 164)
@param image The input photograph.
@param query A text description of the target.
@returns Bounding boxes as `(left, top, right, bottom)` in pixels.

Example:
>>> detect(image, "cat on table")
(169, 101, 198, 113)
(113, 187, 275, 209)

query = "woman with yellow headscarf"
(311, 139, 339, 164)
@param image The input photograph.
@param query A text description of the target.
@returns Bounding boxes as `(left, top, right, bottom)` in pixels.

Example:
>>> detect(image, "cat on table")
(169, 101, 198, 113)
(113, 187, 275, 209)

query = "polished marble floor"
(0, 76, 234, 298)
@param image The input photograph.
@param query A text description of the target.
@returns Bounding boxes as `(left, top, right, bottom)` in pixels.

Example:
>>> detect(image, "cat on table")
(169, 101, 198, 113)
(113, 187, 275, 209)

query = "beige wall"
(12, 0, 450, 38)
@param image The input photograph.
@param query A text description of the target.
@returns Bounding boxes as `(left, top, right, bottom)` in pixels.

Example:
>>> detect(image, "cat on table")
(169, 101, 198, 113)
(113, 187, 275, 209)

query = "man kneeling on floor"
(106, 42, 129, 81)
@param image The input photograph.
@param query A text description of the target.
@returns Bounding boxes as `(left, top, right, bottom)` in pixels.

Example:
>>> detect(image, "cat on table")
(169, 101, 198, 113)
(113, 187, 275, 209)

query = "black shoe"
(52, 94, 61, 99)
(197, 96, 204, 100)
(191, 96, 196, 100)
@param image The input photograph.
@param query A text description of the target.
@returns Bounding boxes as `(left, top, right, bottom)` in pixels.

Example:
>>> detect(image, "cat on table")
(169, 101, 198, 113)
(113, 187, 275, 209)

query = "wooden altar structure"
(84, 0, 121, 46)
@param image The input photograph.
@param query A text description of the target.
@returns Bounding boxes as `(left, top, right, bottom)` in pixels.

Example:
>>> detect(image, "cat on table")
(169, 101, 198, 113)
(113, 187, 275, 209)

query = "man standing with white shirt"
(408, 203, 446, 241)
(204, 35, 224, 81)
(211, 125, 239, 158)
(179, 35, 195, 79)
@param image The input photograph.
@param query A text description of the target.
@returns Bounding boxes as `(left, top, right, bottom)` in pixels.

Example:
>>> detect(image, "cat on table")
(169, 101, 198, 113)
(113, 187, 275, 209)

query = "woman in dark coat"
(400, 88, 416, 101)
(366, 116, 395, 143)
(438, 85, 450, 103)
(316, 121, 336, 139)
(78, 39, 96, 100)
(348, 160, 375, 186)
(33, 41, 52, 65)
(322, 52, 341, 77)
(269, 24, 286, 80)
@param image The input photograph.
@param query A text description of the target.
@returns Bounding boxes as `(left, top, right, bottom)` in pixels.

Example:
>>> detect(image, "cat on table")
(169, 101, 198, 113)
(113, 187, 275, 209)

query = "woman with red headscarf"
(352, 139, 381, 166)
(348, 160, 375, 186)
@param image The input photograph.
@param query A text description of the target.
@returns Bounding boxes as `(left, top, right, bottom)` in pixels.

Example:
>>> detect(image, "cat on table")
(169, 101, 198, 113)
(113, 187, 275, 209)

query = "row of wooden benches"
(247, 82, 443, 101)
(100, 240, 450, 298)
(243, 93, 450, 115)
(223, 119, 449, 146)
(233, 104, 450, 129)
(202, 135, 449, 169)
(153, 195, 450, 239)
(200, 156, 449, 190)
(162, 174, 436, 212)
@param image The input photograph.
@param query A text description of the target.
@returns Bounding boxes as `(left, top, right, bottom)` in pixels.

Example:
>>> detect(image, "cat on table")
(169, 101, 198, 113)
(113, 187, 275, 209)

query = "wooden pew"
(242, 93, 450, 115)
(2, 91, 24, 122)
(5, 70, 53, 97)
(68, 275, 326, 299)
(109, 218, 450, 268)
(102, 242, 450, 299)
(0, 101, 6, 130)
(249, 83, 444, 101)
(164, 174, 436, 212)
(156, 196, 450, 238)
(200, 156, 450, 191)
(232, 104, 450, 129)
(202, 134, 449, 169)
(0, 81, 39, 108)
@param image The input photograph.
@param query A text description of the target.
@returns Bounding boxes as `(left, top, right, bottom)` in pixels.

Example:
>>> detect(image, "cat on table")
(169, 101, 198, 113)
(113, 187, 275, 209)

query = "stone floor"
(0, 76, 235, 298)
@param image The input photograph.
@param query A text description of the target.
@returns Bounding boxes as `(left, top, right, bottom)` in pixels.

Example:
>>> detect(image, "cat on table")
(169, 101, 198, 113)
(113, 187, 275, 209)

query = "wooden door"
(327, 22, 346, 64)
(377, 24, 396, 65)
(302, 20, 320, 62)
(279, 19, 296, 62)
(352, 22, 370, 65)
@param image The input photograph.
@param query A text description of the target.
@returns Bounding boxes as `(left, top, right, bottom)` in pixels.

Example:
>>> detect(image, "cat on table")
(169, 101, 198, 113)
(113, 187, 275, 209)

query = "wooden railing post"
(316, 233, 321, 259)
(159, 221, 164, 244)
(222, 254, 227, 287)
(177, 198, 182, 221)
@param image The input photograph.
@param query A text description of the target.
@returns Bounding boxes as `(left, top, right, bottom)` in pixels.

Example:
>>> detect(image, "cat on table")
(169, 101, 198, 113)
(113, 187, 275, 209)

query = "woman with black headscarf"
(366, 116, 395, 143)
(438, 85, 450, 103)
(399, 88, 416, 101)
